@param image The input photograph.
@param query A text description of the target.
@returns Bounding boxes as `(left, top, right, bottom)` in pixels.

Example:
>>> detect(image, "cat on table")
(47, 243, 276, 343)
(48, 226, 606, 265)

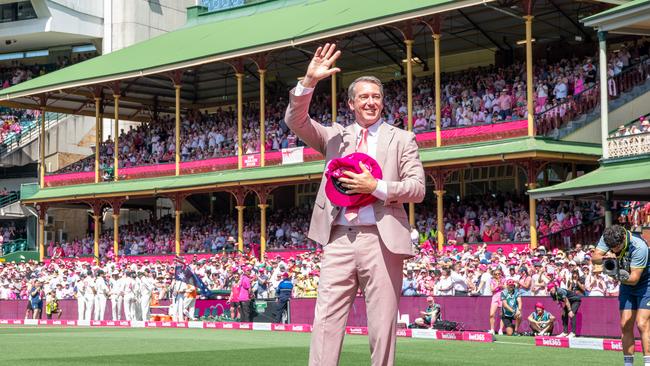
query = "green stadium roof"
(21, 137, 601, 204)
(582, 0, 650, 35)
(529, 156, 650, 200)
(0, 0, 485, 100)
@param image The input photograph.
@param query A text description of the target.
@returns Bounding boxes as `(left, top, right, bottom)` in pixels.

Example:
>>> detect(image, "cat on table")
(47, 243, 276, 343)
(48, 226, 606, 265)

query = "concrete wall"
(0, 177, 37, 192)
(563, 88, 650, 144)
(47, 207, 88, 242)
(42, 115, 95, 172)
(105, 0, 195, 53)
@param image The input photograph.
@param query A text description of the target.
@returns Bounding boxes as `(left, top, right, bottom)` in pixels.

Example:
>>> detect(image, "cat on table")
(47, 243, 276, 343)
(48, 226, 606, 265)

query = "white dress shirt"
(293, 82, 388, 226)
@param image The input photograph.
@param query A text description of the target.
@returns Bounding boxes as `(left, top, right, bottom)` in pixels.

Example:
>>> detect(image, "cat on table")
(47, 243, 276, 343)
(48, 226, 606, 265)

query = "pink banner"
(463, 331, 493, 342)
(603, 339, 642, 352)
(415, 119, 527, 145)
(535, 336, 570, 348)
(145, 321, 188, 328)
(346, 326, 369, 335)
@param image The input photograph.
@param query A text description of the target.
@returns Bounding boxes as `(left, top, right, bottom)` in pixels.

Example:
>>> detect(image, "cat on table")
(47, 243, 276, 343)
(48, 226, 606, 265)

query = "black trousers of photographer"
(562, 300, 581, 334)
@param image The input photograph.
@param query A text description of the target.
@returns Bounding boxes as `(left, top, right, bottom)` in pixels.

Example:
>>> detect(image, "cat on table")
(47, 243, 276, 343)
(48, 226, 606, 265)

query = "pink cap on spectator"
(478, 264, 487, 271)
(547, 282, 556, 291)
(506, 279, 515, 286)
(426, 296, 434, 301)
(535, 302, 544, 310)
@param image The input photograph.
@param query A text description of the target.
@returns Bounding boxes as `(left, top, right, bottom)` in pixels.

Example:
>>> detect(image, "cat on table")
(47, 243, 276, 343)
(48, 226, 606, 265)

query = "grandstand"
(0, 1, 650, 363)
(4, 0, 642, 263)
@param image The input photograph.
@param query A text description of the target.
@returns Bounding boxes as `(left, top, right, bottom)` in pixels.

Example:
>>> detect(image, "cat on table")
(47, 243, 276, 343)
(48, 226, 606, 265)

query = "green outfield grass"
(0, 327, 634, 365)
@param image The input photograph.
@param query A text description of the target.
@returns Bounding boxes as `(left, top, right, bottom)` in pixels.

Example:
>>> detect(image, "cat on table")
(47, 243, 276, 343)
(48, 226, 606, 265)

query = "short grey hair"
(347, 76, 384, 102)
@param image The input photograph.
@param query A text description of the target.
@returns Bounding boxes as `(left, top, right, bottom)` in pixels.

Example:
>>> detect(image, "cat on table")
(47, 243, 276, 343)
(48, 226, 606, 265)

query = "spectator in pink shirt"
(238, 266, 252, 322)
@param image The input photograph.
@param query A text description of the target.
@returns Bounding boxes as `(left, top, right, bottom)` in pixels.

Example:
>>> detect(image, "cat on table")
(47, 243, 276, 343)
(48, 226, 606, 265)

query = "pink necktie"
(344, 128, 368, 221)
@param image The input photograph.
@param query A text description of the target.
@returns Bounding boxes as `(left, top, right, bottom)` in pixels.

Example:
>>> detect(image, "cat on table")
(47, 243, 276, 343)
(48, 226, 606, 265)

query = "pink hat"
(478, 264, 487, 271)
(506, 279, 515, 286)
(547, 282, 556, 291)
(426, 296, 434, 301)
(325, 152, 383, 207)
(535, 302, 545, 310)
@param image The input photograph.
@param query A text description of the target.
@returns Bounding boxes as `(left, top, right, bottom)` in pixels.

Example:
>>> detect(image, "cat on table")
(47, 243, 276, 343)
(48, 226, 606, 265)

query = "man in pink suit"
(284, 43, 425, 366)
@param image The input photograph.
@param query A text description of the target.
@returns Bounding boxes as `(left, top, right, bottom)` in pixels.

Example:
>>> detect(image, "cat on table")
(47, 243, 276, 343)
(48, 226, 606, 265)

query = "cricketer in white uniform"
(122, 272, 137, 321)
(93, 270, 109, 321)
(82, 272, 96, 321)
(109, 271, 123, 320)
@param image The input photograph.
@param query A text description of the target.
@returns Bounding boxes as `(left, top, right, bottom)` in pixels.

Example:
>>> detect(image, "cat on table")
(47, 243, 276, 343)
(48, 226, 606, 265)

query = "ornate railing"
(535, 59, 650, 136)
(608, 131, 650, 158)
(539, 216, 605, 252)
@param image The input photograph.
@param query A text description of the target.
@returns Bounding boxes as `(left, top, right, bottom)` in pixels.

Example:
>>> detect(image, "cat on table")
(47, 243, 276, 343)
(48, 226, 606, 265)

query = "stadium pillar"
(259, 69, 266, 167)
(175, 84, 181, 176)
(39, 106, 46, 188)
(524, 15, 535, 137)
(528, 183, 538, 249)
(430, 170, 447, 252)
(93, 215, 101, 265)
(331, 61, 337, 125)
(604, 191, 613, 227)
(598, 30, 609, 159)
(259, 203, 268, 260)
(94, 96, 101, 183)
(435, 190, 444, 252)
(36, 203, 47, 262)
(113, 93, 120, 181)
(236, 205, 245, 252)
(236, 72, 244, 169)
(405, 38, 415, 227)
(113, 213, 119, 259)
(90, 201, 102, 266)
(175, 210, 181, 256)
(433, 33, 442, 147)
(571, 163, 576, 180)
(109, 199, 124, 260)
(169, 193, 185, 256)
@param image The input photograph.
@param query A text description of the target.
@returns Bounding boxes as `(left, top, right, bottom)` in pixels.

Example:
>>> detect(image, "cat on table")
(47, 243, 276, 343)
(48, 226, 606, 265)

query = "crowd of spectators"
(0, 240, 619, 303)
(52, 39, 650, 175)
(44, 207, 318, 259)
(0, 221, 25, 246)
(0, 54, 97, 146)
(39, 194, 608, 261)
(611, 115, 650, 137)
(412, 194, 603, 249)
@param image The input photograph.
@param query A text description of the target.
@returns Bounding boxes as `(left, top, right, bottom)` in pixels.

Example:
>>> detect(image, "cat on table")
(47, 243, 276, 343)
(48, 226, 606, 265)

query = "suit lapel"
(376, 122, 395, 169)
(341, 124, 357, 156)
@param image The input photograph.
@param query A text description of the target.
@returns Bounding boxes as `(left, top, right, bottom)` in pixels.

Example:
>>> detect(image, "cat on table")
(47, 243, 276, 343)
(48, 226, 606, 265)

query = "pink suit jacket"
(284, 89, 425, 256)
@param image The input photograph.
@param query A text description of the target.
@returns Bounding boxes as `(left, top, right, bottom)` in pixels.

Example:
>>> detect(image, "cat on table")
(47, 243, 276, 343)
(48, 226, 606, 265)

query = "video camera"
(603, 258, 630, 282)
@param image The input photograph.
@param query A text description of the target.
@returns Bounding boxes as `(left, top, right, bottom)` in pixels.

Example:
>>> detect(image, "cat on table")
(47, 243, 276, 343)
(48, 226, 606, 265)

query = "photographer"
(591, 225, 650, 366)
